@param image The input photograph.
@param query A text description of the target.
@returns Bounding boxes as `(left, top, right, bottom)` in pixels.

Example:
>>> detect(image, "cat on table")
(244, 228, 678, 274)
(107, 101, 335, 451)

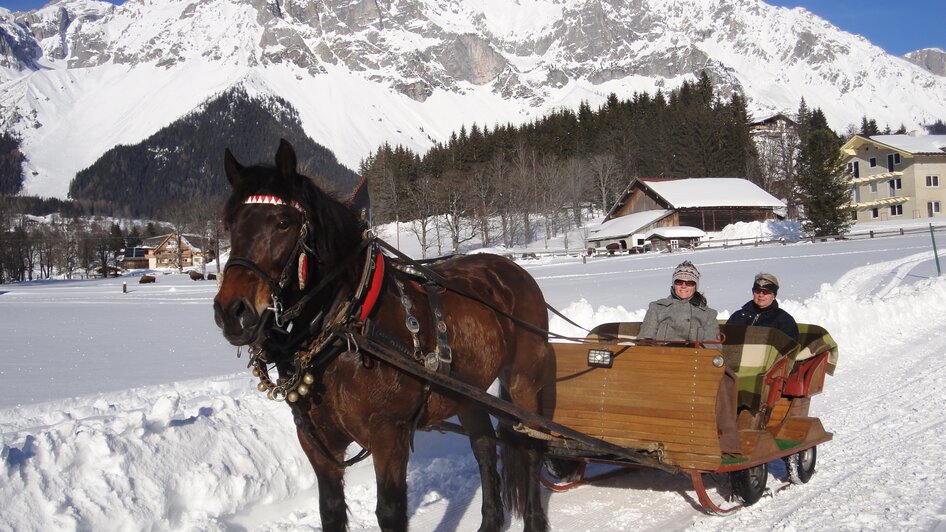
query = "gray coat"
(639, 292, 721, 350)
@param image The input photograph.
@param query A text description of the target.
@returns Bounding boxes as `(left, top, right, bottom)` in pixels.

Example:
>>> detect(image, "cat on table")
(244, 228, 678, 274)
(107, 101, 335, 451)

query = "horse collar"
(358, 248, 385, 321)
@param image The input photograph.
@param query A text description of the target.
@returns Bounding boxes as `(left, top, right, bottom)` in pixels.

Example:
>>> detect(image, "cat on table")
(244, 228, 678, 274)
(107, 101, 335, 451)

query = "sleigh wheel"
(784, 445, 817, 484)
(730, 462, 768, 505)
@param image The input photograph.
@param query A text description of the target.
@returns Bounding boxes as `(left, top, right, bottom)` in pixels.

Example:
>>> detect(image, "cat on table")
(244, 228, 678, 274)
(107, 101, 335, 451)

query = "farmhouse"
(750, 113, 796, 139)
(145, 234, 207, 270)
(587, 209, 674, 252)
(120, 246, 152, 270)
(841, 134, 946, 222)
(645, 226, 707, 253)
(606, 178, 785, 230)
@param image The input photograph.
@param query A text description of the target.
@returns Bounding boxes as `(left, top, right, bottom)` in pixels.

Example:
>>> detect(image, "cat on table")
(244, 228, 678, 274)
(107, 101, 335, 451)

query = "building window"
(871, 208, 879, 219)
(852, 161, 860, 178)
(869, 157, 877, 167)
(670, 239, 679, 250)
(890, 204, 903, 216)
(894, 153, 901, 164)
(927, 175, 940, 187)
(889, 178, 902, 196)
(869, 181, 878, 193)
(930, 201, 942, 217)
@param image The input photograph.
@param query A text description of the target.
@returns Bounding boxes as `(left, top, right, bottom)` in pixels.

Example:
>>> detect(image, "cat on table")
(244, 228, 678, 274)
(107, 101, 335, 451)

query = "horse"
(213, 139, 551, 531)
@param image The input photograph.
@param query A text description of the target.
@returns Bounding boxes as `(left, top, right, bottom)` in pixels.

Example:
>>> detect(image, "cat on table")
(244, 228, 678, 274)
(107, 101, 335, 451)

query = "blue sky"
(767, 1, 946, 55)
(2, 0, 944, 56)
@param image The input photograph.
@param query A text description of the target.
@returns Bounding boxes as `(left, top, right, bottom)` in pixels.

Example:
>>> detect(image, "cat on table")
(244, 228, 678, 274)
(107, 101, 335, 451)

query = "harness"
(222, 191, 608, 468)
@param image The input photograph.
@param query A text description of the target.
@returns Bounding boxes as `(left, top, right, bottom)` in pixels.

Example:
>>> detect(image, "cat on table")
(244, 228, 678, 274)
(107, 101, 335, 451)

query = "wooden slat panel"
(544, 342, 725, 469)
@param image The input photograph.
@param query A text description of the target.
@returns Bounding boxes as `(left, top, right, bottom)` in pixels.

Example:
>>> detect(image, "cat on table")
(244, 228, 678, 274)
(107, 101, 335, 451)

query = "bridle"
(223, 195, 318, 328)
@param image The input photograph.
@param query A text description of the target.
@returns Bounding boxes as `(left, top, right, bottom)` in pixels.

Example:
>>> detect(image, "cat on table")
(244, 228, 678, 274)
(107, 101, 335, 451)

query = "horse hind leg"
(457, 407, 504, 532)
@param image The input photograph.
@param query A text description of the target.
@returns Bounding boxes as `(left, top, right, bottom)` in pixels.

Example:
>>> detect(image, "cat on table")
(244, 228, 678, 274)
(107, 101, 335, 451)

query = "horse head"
(213, 139, 362, 347)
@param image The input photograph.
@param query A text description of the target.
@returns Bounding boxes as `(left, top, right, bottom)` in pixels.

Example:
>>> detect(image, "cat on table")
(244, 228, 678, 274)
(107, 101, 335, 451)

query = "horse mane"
(223, 159, 364, 278)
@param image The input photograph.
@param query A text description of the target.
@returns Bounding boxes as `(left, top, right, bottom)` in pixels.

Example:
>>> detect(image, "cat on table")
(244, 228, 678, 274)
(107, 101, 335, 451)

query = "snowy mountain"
(2, 0, 946, 199)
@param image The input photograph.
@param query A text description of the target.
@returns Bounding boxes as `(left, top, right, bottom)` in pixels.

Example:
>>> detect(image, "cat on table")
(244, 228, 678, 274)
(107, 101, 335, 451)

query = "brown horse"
(213, 139, 551, 531)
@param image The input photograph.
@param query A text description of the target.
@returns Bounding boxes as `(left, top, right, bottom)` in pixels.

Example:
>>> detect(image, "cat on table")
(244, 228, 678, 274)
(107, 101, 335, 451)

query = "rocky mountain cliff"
(1, 0, 945, 198)
(905, 48, 946, 77)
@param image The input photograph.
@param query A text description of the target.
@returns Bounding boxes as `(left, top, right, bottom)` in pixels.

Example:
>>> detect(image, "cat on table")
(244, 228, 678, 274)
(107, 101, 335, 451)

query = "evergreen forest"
(67, 87, 360, 219)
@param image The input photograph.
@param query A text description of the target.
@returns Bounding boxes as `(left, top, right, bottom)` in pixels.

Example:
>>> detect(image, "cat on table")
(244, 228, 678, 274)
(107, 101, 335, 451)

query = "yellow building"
(842, 134, 946, 222)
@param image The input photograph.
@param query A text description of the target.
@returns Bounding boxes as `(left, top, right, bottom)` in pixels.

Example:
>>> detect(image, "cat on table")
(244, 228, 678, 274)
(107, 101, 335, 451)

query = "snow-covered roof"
(643, 178, 785, 209)
(869, 135, 946, 154)
(588, 210, 672, 240)
(645, 226, 706, 239)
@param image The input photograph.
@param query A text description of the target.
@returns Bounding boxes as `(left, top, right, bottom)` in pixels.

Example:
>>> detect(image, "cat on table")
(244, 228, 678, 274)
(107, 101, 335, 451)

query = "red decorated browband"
(244, 195, 303, 212)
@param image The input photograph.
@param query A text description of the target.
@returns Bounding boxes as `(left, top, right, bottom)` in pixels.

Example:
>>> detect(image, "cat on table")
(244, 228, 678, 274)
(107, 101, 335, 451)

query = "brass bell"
(297, 384, 309, 396)
(303, 373, 314, 385)
(287, 391, 299, 403)
(252, 368, 261, 377)
(257, 382, 268, 392)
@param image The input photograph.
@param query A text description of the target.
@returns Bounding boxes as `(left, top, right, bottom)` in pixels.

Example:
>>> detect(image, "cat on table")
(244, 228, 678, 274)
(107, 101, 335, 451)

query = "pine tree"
(795, 114, 851, 237)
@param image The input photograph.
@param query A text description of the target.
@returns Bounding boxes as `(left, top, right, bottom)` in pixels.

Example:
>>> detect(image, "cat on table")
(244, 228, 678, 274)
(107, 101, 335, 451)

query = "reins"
(371, 238, 601, 344)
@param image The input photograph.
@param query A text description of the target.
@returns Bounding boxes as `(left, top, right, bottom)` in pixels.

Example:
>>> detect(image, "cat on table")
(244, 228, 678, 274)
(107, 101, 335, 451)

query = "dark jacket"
(640, 291, 721, 350)
(727, 299, 799, 342)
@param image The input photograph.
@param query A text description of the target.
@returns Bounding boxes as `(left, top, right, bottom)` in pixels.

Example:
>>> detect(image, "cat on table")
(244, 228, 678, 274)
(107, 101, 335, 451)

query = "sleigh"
(539, 322, 839, 512)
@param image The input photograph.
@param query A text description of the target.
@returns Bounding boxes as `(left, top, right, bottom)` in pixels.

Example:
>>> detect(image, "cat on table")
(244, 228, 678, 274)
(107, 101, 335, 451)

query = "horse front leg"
(293, 407, 350, 532)
(458, 407, 503, 532)
(370, 422, 412, 532)
(313, 463, 347, 532)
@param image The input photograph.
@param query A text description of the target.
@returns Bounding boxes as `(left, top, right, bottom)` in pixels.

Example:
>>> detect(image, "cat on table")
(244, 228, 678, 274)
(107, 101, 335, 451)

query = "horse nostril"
(230, 298, 256, 329)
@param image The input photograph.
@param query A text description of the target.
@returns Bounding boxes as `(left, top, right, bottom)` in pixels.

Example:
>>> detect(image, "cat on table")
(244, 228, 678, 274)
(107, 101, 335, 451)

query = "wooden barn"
(605, 178, 786, 232)
(145, 234, 207, 270)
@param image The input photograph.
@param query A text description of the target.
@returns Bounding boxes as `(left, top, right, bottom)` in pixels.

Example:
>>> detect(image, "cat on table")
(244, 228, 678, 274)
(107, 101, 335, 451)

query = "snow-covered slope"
(2, 0, 946, 198)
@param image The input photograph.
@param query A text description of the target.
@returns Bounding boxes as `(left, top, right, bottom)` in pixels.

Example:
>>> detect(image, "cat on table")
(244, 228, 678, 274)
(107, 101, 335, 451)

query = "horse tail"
(498, 388, 546, 524)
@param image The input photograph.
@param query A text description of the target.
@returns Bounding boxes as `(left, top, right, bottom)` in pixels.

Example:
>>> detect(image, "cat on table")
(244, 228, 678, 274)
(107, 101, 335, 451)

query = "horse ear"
(275, 139, 297, 180)
(224, 148, 245, 187)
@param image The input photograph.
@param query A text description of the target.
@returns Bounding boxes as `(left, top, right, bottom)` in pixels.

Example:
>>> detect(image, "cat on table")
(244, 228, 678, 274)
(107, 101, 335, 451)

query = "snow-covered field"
(2, 219, 946, 531)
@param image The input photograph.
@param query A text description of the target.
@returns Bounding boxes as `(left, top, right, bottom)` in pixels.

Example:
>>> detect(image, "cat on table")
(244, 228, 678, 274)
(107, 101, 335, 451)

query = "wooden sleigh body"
(540, 322, 839, 513)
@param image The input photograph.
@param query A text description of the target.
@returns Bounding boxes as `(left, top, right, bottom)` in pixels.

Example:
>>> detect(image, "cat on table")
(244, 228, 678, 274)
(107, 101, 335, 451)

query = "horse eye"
(277, 219, 291, 229)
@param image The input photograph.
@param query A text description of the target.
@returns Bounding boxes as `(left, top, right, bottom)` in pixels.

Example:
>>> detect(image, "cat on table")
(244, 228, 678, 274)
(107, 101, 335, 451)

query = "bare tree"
(161, 203, 193, 272)
(438, 174, 477, 253)
(587, 152, 621, 213)
(563, 156, 591, 227)
(536, 154, 569, 248)
(404, 175, 440, 258)
(756, 128, 801, 218)
(469, 167, 497, 247)
(512, 142, 539, 244)
(490, 151, 526, 247)
(185, 196, 223, 274)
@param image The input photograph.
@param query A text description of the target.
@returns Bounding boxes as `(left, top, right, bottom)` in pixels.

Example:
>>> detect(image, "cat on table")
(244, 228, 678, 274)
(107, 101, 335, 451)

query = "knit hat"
(672, 261, 700, 285)
(753, 272, 779, 294)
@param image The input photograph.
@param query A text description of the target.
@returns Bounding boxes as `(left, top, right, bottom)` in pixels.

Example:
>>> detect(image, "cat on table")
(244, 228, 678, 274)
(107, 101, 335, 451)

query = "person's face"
(752, 285, 776, 308)
(673, 279, 697, 299)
